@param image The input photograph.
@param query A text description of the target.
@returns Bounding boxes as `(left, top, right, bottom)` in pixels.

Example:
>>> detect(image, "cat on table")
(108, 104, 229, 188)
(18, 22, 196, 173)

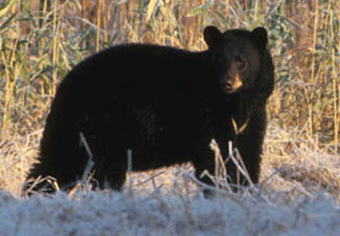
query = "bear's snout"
(221, 74, 243, 93)
(222, 77, 234, 91)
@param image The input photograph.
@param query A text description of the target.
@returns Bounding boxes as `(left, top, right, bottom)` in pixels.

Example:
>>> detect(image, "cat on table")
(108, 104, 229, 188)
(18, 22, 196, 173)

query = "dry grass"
(0, 0, 339, 200)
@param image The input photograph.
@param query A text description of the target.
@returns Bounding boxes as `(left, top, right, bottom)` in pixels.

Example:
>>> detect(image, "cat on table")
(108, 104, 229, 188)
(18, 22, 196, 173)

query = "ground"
(1, 125, 340, 235)
(0, 189, 339, 236)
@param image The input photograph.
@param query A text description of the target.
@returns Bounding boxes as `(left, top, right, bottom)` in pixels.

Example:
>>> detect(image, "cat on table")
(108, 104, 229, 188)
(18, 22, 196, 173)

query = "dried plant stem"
(52, 0, 60, 94)
(309, 0, 319, 136)
(79, 132, 94, 186)
(330, 8, 339, 153)
(127, 149, 134, 197)
(95, 0, 103, 52)
(188, 172, 249, 210)
(210, 139, 228, 185)
(225, 0, 229, 16)
(209, 139, 253, 191)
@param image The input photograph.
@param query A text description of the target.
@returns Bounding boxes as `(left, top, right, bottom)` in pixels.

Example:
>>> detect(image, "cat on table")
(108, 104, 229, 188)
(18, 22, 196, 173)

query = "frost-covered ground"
(1, 126, 340, 236)
(1, 188, 340, 236)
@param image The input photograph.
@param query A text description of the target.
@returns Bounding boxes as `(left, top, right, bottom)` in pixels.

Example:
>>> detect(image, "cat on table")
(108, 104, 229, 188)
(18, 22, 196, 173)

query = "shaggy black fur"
(24, 26, 274, 195)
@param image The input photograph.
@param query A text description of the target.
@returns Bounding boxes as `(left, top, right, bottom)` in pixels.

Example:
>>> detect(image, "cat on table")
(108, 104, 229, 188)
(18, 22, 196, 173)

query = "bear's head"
(204, 26, 272, 95)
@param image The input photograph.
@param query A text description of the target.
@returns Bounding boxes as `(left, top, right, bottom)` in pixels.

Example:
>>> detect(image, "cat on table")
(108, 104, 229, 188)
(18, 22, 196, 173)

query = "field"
(0, 0, 340, 235)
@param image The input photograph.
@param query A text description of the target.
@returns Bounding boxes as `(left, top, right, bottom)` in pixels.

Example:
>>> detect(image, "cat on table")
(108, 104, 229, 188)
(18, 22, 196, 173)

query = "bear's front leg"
(235, 109, 267, 187)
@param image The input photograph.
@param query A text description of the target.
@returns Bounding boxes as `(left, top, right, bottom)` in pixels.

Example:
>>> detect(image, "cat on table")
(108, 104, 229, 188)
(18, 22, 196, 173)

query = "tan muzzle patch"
(233, 73, 243, 90)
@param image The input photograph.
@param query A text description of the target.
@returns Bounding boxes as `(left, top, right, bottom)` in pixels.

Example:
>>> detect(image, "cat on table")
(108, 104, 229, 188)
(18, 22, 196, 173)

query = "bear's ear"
(251, 27, 268, 50)
(204, 26, 222, 48)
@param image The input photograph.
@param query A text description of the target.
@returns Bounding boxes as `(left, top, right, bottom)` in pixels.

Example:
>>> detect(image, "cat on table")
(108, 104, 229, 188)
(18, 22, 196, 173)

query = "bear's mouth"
(223, 86, 237, 93)
(223, 86, 238, 94)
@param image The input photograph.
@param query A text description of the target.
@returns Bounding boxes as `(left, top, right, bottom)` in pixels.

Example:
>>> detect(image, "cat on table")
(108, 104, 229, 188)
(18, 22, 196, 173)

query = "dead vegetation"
(0, 0, 339, 203)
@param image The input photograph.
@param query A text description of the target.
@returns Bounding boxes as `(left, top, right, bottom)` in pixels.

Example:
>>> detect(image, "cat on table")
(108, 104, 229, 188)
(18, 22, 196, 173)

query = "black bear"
(24, 26, 274, 195)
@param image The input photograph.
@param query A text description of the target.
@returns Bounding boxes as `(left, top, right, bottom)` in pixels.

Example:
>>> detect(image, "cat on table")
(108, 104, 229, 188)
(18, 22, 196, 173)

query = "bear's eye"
(235, 55, 246, 68)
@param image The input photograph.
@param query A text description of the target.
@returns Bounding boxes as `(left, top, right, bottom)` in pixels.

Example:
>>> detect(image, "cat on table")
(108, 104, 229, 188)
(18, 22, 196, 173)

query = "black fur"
(24, 26, 274, 194)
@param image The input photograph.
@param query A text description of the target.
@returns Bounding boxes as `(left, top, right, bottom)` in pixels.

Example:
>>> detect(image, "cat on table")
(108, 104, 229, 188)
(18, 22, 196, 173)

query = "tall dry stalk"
(337, 4, 340, 152)
(95, 0, 102, 52)
(52, 0, 60, 94)
(309, 0, 319, 136)
(330, 6, 339, 153)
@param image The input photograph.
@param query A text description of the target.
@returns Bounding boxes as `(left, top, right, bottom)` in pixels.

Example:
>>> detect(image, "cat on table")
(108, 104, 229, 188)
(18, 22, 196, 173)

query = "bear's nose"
(220, 79, 234, 93)
(223, 77, 234, 89)
(225, 80, 232, 89)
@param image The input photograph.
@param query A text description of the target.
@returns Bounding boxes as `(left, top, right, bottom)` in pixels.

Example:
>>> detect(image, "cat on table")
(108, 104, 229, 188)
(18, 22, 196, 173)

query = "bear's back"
(45, 44, 226, 169)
